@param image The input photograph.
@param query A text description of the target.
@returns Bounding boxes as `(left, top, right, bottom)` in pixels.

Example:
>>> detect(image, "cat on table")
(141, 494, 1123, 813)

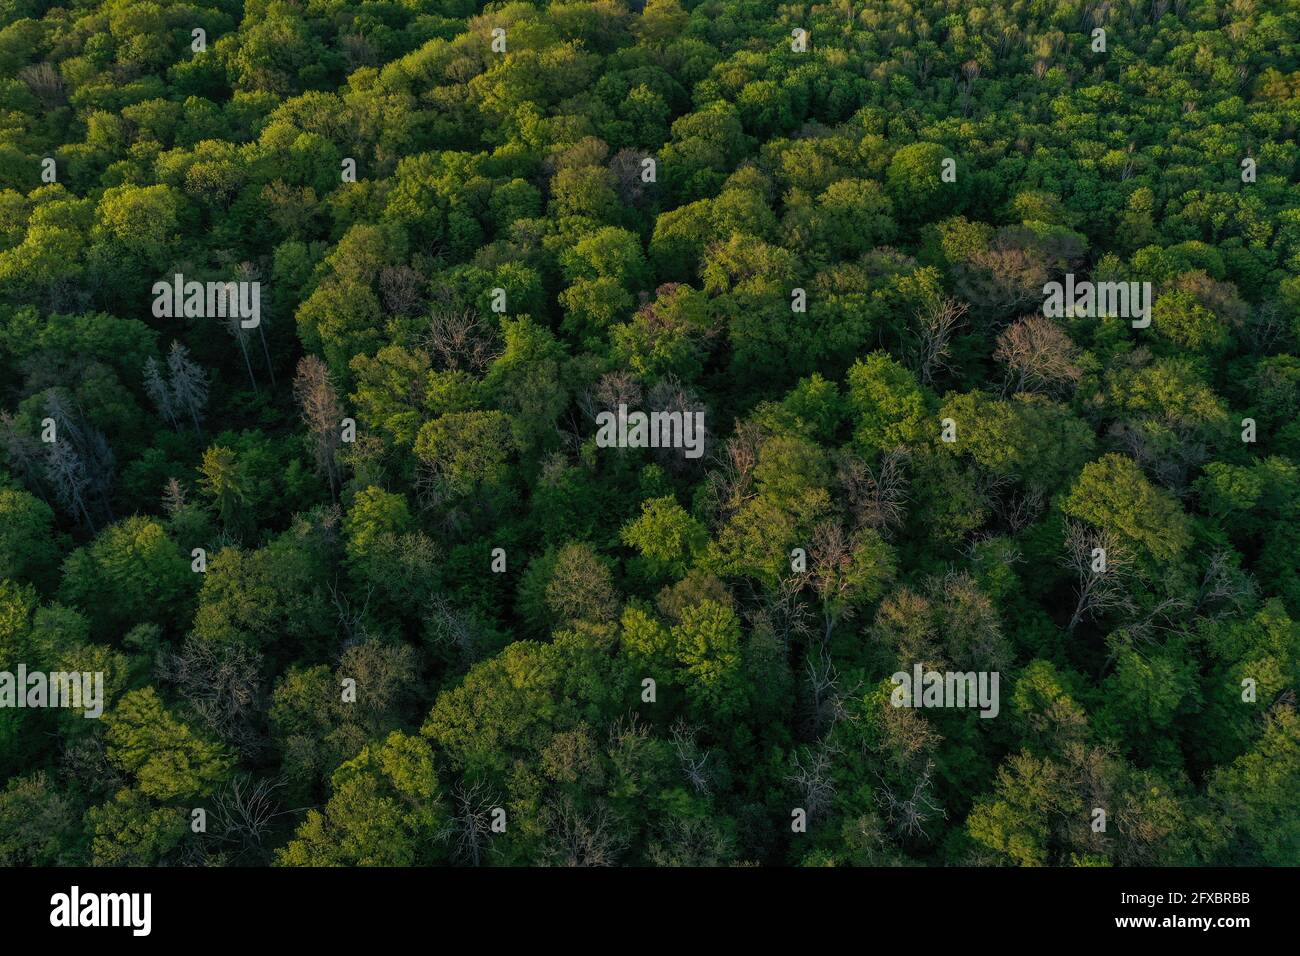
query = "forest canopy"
(0, 0, 1298, 867)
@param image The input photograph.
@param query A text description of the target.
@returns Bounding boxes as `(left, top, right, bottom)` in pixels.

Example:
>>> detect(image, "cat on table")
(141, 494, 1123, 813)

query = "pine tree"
(143, 356, 178, 430)
(167, 342, 209, 435)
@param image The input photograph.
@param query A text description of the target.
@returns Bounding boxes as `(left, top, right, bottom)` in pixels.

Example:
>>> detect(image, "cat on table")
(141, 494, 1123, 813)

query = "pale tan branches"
(838, 448, 909, 538)
(994, 314, 1083, 396)
(293, 355, 343, 497)
(908, 296, 969, 387)
(425, 306, 499, 374)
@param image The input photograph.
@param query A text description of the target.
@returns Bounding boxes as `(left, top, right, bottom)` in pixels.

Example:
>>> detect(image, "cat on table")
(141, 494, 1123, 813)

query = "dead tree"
(994, 314, 1083, 396)
(786, 742, 839, 825)
(425, 306, 498, 373)
(425, 594, 480, 667)
(379, 264, 427, 317)
(908, 297, 968, 387)
(542, 796, 626, 867)
(207, 775, 302, 863)
(293, 355, 343, 497)
(162, 477, 188, 517)
(670, 721, 712, 795)
(143, 357, 179, 430)
(838, 448, 909, 538)
(1062, 521, 1136, 633)
(166, 342, 209, 436)
(157, 636, 264, 755)
(1193, 549, 1255, 618)
(444, 778, 502, 867)
(876, 759, 947, 839)
(236, 261, 275, 386)
(44, 431, 93, 530)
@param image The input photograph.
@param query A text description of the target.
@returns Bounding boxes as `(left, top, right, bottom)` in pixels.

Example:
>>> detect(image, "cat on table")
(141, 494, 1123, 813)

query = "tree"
(1208, 706, 1300, 866)
(887, 142, 956, 222)
(906, 296, 968, 388)
(1061, 454, 1192, 564)
(105, 688, 232, 800)
(58, 516, 193, 638)
(199, 446, 250, 534)
(994, 315, 1083, 396)
(85, 788, 187, 867)
(166, 342, 209, 435)
(845, 353, 931, 455)
(0, 488, 59, 584)
(278, 732, 448, 866)
(293, 355, 343, 497)
(621, 496, 708, 580)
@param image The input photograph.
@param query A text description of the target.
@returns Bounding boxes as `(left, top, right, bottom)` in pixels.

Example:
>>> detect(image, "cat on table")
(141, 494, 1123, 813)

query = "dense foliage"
(1, 0, 1298, 867)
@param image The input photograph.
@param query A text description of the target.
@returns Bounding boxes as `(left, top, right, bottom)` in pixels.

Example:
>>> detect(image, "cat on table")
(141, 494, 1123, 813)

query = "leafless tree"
(1062, 521, 1136, 633)
(808, 520, 864, 645)
(167, 342, 208, 435)
(746, 574, 813, 653)
(994, 314, 1084, 395)
(1124, 594, 1192, 650)
(158, 636, 264, 755)
(955, 246, 1049, 319)
(578, 370, 643, 426)
(425, 306, 498, 373)
(235, 260, 275, 386)
(207, 775, 303, 863)
(425, 594, 480, 667)
(608, 148, 653, 206)
(908, 297, 968, 387)
(838, 449, 909, 538)
(1109, 421, 1205, 495)
(45, 433, 93, 529)
(670, 721, 713, 795)
(162, 477, 187, 517)
(787, 742, 839, 824)
(328, 582, 373, 645)
(293, 355, 343, 497)
(1193, 549, 1255, 618)
(219, 291, 258, 393)
(379, 264, 426, 316)
(803, 646, 859, 737)
(646, 376, 709, 476)
(18, 62, 63, 108)
(143, 357, 178, 429)
(876, 759, 947, 839)
(1243, 300, 1289, 353)
(542, 796, 626, 867)
(1003, 486, 1046, 534)
(444, 777, 502, 866)
(700, 421, 762, 528)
